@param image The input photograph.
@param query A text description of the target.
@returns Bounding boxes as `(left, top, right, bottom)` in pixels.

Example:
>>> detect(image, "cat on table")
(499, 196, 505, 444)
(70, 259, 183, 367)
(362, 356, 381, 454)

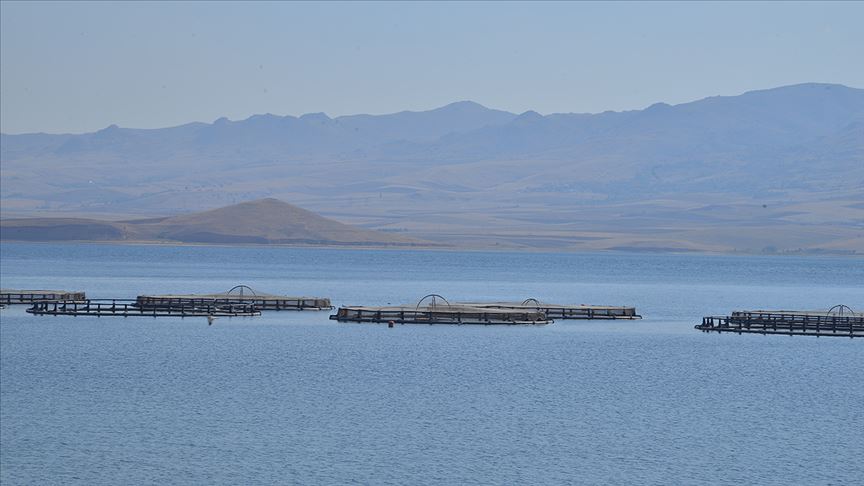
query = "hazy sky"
(2, 1, 862, 134)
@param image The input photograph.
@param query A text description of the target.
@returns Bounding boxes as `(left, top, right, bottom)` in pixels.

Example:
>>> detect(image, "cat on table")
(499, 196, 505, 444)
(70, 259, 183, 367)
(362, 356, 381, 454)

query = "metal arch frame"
(521, 298, 542, 310)
(226, 285, 258, 298)
(416, 294, 450, 310)
(827, 304, 855, 317)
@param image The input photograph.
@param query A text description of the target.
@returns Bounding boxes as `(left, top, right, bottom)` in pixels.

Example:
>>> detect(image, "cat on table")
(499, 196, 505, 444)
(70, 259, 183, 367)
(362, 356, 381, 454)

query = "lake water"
(1, 243, 862, 485)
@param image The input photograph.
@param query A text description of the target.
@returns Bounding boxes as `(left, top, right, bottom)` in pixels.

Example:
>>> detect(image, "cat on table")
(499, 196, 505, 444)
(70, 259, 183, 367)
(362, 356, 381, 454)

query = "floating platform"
(460, 299, 641, 320)
(27, 299, 260, 318)
(1, 289, 86, 305)
(696, 305, 863, 337)
(331, 294, 551, 325)
(136, 285, 331, 311)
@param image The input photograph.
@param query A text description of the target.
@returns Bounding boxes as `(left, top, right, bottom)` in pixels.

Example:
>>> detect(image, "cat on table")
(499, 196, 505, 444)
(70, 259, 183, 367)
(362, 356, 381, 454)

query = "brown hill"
(1, 198, 430, 247)
(0, 218, 126, 241)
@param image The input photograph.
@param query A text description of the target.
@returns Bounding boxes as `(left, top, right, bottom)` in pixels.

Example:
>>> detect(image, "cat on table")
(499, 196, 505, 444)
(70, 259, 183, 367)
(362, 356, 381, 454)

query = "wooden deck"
(696, 308, 863, 337)
(27, 299, 261, 317)
(331, 304, 551, 325)
(331, 295, 551, 325)
(1, 289, 86, 305)
(136, 285, 331, 311)
(460, 300, 640, 319)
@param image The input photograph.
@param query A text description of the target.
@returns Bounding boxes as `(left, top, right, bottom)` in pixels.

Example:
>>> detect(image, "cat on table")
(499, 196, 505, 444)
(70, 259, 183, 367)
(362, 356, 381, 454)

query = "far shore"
(0, 238, 859, 258)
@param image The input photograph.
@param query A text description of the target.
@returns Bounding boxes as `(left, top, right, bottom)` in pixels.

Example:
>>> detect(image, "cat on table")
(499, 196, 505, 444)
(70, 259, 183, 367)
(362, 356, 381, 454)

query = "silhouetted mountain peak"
(514, 110, 544, 123)
(435, 100, 490, 112)
(244, 113, 285, 124)
(299, 112, 332, 123)
(98, 124, 121, 133)
(645, 102, 672, 112)
(751, 82, 858, 94)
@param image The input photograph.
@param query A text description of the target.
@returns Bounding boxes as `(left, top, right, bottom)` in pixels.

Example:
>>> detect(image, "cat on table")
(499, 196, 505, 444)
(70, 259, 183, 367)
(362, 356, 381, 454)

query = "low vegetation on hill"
(0, 198, 431, 247)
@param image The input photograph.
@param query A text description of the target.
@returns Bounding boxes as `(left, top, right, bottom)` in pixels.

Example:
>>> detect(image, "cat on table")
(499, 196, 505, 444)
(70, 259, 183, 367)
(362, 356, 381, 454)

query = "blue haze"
(2, 2, 863, 133)
(1, 243, 863, 484)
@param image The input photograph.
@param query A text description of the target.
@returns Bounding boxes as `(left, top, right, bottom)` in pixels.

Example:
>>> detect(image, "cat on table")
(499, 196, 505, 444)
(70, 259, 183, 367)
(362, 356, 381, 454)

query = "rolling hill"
(0, 198, 430, 246)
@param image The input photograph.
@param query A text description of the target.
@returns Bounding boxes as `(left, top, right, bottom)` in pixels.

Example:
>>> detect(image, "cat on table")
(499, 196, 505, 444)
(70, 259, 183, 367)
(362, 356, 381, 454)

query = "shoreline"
(0, 238, 859, 259)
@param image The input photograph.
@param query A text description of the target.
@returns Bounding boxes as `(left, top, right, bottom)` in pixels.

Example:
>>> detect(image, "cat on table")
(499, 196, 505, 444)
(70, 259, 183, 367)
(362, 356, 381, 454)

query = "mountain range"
(2, 83, 862, 254)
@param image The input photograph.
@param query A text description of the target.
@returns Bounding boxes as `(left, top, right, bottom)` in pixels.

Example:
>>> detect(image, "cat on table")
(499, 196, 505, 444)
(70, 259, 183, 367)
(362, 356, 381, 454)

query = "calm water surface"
(1, 243, 862, 484)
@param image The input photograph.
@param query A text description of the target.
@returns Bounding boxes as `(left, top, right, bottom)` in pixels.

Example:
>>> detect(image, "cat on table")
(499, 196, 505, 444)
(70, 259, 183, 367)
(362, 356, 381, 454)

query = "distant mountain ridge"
(0, 100, 518, 158)
(2, 83, 862, 254)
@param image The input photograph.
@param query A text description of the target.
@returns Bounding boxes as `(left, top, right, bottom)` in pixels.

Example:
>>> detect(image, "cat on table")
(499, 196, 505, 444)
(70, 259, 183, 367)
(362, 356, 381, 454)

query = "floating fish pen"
(27, 299, 261, 318)
(136, 285, 331, 311)
(1, 289, 86, 305)
(331, 294, 551, 325)
(460, 299, 641, 320)
(696, 305, 863, 338)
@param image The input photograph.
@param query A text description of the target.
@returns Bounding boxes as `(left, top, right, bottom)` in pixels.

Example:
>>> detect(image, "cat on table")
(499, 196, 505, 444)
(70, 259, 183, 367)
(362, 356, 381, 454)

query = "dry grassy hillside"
(1, 198, 431, 247)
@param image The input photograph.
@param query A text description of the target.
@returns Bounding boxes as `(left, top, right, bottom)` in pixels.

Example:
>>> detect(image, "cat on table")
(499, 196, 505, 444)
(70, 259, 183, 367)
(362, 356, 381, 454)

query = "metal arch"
(521, 298, 542, 310)
(416, 294, 451, 310)
(827, 304, 855, 317)
(226, 285, 258, 298)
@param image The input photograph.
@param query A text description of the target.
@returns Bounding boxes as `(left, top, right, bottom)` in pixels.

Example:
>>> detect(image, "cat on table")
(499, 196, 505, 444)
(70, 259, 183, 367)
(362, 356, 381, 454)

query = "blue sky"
(1, 1, 862, 134)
